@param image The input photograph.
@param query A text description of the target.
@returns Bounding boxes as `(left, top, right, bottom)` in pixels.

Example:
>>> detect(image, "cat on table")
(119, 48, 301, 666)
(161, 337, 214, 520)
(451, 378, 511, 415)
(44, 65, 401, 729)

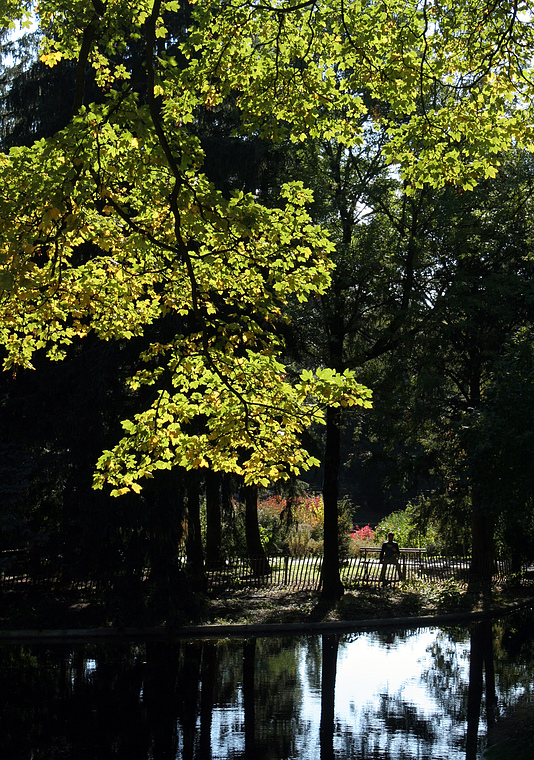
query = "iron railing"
(201, 550, 517, 592)
(0, 549, 520, 594)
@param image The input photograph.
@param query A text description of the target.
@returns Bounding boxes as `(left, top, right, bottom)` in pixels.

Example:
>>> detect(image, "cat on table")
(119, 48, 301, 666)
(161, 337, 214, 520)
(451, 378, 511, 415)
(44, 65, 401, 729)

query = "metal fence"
(1, 549, 518, 595)
(203, 550, 517, 593)
(0, 550, 104, 593)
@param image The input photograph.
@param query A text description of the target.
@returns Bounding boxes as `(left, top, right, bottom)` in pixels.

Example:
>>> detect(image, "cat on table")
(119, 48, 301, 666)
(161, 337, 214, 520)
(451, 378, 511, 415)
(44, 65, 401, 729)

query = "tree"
(278, 134, 432, 597)
(243, 484, 271, 576)
(0, 0, 370, 499)
(468, 327, 534, 576)
(1, 0, 534, 600)
(0, 31, 75, 149)
(365, 152, 534, 586)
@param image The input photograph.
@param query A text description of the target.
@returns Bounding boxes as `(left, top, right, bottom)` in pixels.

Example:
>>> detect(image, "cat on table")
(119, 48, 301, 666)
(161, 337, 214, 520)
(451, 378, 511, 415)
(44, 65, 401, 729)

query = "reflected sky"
(333, 630, 470, 759)
(209, 629, 473, 760)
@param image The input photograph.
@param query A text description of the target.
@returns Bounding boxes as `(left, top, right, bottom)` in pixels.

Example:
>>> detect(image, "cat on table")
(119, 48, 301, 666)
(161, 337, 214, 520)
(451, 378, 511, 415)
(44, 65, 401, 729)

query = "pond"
(1, 610, 533, 760)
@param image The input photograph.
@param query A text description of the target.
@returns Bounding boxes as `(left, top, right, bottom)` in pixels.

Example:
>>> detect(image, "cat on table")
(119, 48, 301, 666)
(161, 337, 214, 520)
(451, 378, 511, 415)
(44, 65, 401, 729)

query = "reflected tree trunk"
(144, 641, 182, 760)
(243, 638, 256, 759)
(198, 642, 217, 760)
(485, 639, 497, 729)
(320, 634, 339, 760)
(466, 624, 484, 760)
(466, 621, 496, 760)
(179, 642, 203, 760)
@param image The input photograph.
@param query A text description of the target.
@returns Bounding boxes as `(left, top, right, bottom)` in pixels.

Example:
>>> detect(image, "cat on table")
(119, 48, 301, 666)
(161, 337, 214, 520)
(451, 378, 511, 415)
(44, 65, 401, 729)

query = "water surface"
(1, 610, 533, 759)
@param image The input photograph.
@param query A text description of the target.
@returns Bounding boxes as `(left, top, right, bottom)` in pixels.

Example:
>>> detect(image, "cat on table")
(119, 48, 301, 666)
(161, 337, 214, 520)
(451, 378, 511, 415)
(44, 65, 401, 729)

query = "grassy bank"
(204, 579, 534, 628)
(3, 577, 531, 631)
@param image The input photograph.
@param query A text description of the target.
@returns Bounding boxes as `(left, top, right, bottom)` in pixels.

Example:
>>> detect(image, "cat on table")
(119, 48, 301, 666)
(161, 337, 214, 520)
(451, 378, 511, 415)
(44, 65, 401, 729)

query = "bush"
(374, 503, 449, 553)
(347, 524, 376, 557)
(403, 578, 471, 611)
(374, 509, 419, 547)
(286, 524, 323, 557)
(293, 493, 324, 531)
(257, 503, 286, 554)
(218, 491, 369, 559)
(254, 492, 353, 558)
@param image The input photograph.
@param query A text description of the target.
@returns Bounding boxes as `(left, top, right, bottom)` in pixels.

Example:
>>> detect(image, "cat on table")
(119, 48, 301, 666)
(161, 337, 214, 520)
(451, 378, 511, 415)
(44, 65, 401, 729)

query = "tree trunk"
(186, 474, 206, 592)
(510, 549, 523, 584)
(244, 484, 271, 576)
(205, 471, 222, 568)
(321, 405, 344, 600)
(281, 476, 297, 528)
(469, 493, 494, 592)
(147, 468, 193, 621)
(468, 362, 495, 592)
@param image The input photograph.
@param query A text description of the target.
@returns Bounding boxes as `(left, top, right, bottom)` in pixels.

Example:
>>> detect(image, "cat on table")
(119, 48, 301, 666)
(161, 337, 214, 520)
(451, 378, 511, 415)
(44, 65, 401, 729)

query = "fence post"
(284, 553, 289, 586)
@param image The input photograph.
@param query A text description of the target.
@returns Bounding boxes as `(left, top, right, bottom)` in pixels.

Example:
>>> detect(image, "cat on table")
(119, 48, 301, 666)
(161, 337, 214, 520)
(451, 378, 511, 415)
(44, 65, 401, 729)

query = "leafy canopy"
(0, 0, 532, 492)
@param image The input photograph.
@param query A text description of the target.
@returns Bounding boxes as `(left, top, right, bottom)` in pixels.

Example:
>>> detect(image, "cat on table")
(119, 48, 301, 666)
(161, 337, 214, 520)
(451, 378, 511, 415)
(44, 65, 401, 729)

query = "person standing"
(379, 532, 402, 585)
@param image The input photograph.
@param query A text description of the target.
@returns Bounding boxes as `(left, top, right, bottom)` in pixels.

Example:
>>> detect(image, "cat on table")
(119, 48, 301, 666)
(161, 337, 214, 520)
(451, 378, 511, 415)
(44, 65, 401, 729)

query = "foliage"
(187, 0, 534, 187)
(0, 0, 373, 496)
(408, 494, 471, 556)
(254, 492, 322, 555)
(285, 524, 323, 558)
(375, 505, 447, 553)
(351, 525, 375, 541)
(347, 524, 376, 557)
(257, 503, 285, 556)
(293, 493, 325, 530)
(2, 0, 534, 608)
(0, 443, 32, 549)
(260, 492, 324, 556)
(1, 0, 532, 495)
(336, 578, 473, 618)
(375, 508, 420, 548)
(225, 491, 353, 558)
(400, 578, 472, 612)
(358, 151, 534, 573)
(216, 499, 247, 560)
(466, 328, 534, 561)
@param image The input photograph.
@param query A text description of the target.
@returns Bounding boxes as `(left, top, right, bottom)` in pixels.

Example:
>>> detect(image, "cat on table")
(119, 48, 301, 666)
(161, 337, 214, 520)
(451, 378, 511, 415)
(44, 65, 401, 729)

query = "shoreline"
(1, 596, 533, 642)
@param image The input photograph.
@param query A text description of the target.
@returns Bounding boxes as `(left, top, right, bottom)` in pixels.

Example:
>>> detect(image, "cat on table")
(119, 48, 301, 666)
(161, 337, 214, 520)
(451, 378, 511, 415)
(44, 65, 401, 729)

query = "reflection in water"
(466, 622, 496, 760)
(243, 638, 255, 757)
(320, 634, 338, 760)
(0, 611, 533, 759)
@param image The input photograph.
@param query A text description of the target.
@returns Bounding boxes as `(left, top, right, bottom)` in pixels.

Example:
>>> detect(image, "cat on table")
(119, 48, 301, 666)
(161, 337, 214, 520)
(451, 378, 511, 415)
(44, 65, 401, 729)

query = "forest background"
(1, 0, 534, 622)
